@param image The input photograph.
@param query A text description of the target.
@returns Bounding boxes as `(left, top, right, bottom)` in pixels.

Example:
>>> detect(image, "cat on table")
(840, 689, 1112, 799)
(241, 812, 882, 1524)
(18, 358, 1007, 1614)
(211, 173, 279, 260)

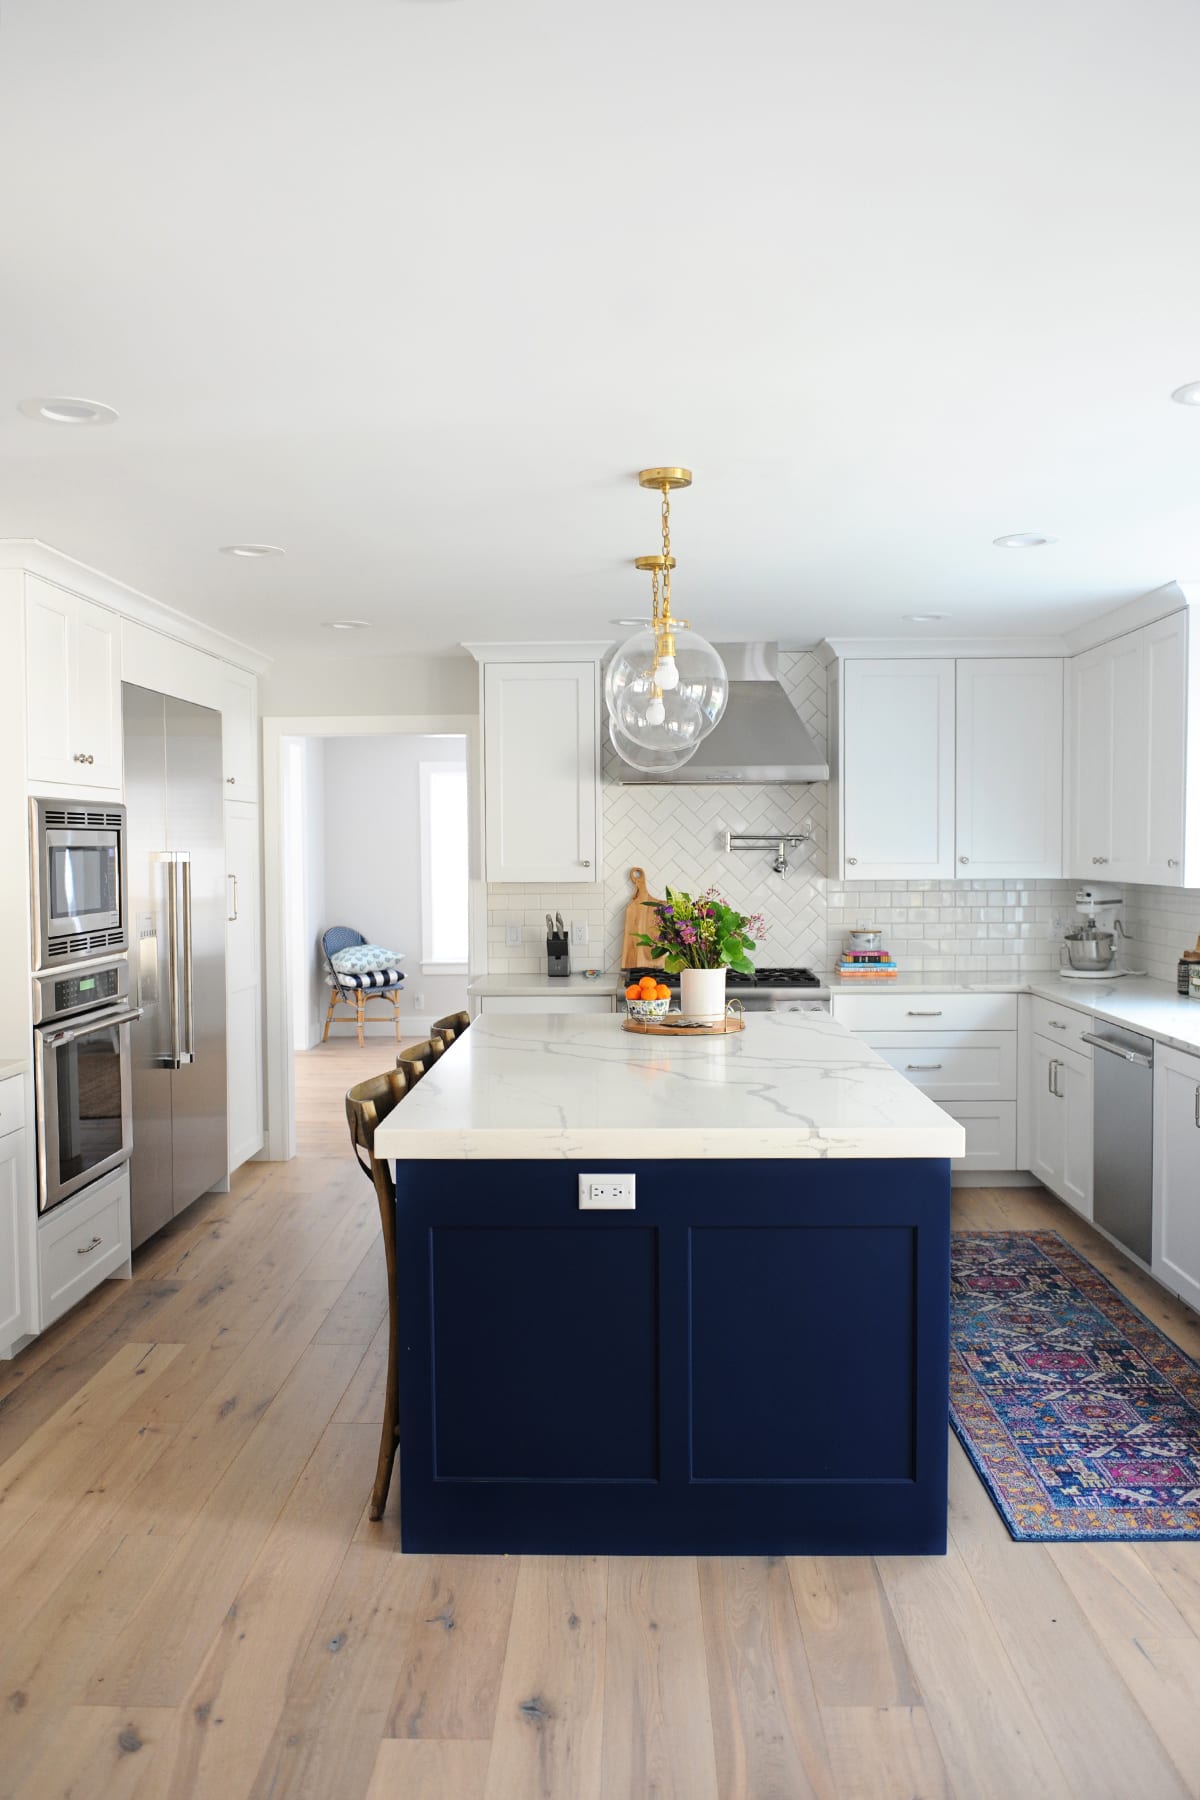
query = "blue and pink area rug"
(950, 1231, 1200, 1541)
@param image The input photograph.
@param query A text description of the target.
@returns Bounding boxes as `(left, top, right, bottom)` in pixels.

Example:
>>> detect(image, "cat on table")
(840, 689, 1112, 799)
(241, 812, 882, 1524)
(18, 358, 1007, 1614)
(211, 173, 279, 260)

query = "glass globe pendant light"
(605, 468, 728, 771)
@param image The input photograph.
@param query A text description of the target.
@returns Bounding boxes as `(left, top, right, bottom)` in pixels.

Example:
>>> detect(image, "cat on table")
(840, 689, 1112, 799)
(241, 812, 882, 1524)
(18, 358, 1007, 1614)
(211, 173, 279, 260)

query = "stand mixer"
(1061, 885, 1134, 976)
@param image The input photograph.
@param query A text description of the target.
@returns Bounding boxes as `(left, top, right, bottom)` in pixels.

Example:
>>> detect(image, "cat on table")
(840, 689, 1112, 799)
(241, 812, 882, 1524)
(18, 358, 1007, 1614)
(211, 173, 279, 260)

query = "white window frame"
(419, 760, 469, 974)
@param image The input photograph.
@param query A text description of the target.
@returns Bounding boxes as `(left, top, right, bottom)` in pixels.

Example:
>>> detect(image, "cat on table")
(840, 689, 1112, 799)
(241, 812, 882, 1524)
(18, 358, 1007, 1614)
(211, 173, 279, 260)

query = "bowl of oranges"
(625, 972, 673, 1020)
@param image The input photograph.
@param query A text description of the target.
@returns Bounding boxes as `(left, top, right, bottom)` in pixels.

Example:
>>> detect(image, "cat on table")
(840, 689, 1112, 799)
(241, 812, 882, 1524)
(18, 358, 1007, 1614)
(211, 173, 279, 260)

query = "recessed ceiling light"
(992, 532, 1057, 549)
(18, 395, 118, 425)
(903, 613, 946, 623)
(219, 543, 285, 558)
(323, 619, 371, 631)
(1170, 381, 1200, 406)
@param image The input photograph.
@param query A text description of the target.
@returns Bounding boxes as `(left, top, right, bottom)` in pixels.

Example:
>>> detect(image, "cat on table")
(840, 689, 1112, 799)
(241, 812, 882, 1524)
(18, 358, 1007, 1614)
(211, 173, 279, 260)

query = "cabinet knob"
(959, 855, 969, 865)
(847, 856, 858, 866)
(87, 754, 93, 765)
(73, 753, 84, 763)
(226, 776, 236, 785)
(1168, 859, 1179, 868)
(580, 858, 590, 867)
(1092, 856, 1108, 865)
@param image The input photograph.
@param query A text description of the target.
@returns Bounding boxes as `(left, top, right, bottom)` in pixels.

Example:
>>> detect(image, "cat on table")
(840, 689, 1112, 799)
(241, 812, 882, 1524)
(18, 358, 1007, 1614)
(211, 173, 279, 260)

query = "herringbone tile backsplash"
(486, 653, 1197, 977)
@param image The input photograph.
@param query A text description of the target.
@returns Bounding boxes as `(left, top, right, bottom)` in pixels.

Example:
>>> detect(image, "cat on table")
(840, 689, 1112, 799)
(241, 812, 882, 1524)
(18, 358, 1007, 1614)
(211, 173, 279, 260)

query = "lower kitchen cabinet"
(37, 1165, 131, 1329)
(225, 801, 264, 1170)
(1029, 1036, 1093, 1217)
(940, 1101, 1017, 1173)
(1152, 1042, 1200, 1313)
(0, 1124, 28, 1354)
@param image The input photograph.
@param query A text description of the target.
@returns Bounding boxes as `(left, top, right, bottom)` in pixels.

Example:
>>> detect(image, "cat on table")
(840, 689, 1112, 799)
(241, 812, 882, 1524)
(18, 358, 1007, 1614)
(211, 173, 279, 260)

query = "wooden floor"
(2, 1039, 1199, 1799)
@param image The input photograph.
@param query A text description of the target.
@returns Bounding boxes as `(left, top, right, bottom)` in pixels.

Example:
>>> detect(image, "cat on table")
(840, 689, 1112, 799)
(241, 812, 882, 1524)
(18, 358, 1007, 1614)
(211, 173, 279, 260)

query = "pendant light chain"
(660, 485, 672, 620)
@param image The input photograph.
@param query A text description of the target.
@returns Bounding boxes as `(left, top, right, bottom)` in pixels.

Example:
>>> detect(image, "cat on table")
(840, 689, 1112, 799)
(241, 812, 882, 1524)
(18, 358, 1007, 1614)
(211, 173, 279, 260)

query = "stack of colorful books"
(835, 946, 898, 979)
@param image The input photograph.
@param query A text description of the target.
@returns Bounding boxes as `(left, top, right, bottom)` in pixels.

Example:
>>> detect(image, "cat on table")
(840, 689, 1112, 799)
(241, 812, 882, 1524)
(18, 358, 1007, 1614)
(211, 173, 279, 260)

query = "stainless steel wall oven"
(32, 958, 142, 1213)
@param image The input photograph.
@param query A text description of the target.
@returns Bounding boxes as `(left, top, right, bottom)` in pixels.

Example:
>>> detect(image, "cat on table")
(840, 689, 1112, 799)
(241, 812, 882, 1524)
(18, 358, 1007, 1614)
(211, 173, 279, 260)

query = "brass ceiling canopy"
(633, 554, 675, 571)
(638, 466, 692, 491)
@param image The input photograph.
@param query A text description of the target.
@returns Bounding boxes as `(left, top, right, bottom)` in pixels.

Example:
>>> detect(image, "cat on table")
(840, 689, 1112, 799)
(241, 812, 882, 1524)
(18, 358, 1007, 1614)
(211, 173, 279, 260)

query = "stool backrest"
(396, 1037, 442, 1086)
(431, 1010, 471, 1049)
(345, 1066, 409, 1180)
(323, 926, 366, 1000)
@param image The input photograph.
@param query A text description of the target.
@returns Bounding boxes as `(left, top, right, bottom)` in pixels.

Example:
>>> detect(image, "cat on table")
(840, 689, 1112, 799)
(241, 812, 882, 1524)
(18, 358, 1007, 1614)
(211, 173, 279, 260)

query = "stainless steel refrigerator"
(123, 684, 228, 1249)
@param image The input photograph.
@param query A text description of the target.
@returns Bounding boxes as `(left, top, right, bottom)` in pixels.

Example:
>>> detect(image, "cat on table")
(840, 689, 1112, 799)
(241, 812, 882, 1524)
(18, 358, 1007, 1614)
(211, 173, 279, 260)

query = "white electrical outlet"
(505, 923, 522, 947)
(578, 1174, 636, 1210)
(412, 992, 424, 1010)
(570, 919, 588, 948)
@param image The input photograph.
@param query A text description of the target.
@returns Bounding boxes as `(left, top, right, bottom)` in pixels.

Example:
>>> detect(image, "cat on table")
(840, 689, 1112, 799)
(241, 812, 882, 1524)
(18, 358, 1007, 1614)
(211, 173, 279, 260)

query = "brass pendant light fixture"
(605, 468, 729, 769)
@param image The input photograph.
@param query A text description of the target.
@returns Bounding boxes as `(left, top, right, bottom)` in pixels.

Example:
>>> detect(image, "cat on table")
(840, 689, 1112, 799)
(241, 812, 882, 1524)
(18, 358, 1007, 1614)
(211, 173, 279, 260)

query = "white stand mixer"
(1060, 885, 1142, 978)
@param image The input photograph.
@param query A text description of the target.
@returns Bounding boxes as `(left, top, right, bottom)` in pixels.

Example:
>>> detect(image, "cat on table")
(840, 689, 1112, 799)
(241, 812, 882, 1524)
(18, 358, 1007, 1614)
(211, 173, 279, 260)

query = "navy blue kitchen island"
(374, 1011, 963, 1556)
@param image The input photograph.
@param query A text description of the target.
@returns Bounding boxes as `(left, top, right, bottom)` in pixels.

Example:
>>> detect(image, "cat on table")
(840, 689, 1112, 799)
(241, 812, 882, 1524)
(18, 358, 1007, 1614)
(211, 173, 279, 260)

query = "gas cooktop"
(623, 966, 822, 989)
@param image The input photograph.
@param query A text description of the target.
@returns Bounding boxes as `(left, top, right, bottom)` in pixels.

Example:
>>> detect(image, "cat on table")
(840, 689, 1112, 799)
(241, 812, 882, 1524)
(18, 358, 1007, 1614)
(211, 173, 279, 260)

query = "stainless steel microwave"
(30, 798, 128, 969)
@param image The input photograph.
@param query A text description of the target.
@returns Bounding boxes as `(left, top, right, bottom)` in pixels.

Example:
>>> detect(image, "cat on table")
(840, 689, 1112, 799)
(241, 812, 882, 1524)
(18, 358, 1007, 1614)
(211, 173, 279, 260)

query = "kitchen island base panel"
(395, 1157, 950, 1555)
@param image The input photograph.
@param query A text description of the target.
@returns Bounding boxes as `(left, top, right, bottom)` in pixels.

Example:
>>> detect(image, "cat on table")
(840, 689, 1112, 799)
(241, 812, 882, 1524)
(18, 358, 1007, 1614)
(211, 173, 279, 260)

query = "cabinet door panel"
(483, 662, 599, 882)
(25, 577, 75, 784)
(224, 805, 260, 992)
(0, 1134, 25, 1348)
(955, 659, 1062, 878)
(842, 660, 955, 880)
(1107, 634, 1147, 880)
(1144, 614, 1186, 884)
(1153, 1045, 1200, 1312)
(1029, 1038, 1065, 1195)
(71, 600, 121, 789)
(1059, 1046, 1093, 1218)
(220, 666, 259, 797)
(1068, 647, 1113, 875)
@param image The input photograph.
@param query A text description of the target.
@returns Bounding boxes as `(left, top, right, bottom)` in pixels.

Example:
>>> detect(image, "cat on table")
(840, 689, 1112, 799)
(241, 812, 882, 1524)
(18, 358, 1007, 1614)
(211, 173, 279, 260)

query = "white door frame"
(262, 712, 481, 1161)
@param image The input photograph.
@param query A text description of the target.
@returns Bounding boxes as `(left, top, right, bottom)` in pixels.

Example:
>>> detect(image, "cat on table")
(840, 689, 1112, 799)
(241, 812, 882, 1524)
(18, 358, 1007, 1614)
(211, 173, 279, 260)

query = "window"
(420, 761, 469, 971)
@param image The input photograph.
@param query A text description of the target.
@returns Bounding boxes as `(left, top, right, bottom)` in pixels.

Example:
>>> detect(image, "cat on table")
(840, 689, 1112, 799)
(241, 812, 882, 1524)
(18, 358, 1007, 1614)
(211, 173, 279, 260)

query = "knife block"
(546, 931, 570, 976)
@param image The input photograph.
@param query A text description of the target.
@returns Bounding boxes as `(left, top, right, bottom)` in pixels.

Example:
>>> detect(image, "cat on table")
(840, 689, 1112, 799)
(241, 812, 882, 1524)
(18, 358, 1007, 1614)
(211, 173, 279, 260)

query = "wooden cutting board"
(621, 866, 665, 971)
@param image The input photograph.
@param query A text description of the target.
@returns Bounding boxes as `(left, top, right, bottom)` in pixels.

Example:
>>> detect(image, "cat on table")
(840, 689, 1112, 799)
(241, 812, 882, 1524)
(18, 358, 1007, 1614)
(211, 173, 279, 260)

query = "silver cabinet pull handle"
(1048, 1019, 1068, 1030)
(1194, 1084, 1199, 1129)
(1048, 1057, 1057, 1094)
(181, 855, 195, 1063)
(906, 1063, 943, 1071)
(907, 1010, 943, 1017)
(227, 873, 239, 923)
(226, 775, 236, 785)
(77, 1236, 102, 1256)
(1092, 855, 1108, 865)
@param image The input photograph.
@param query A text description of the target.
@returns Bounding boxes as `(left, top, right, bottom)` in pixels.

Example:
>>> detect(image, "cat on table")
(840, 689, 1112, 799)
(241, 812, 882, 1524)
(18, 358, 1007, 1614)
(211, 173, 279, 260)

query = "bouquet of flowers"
(635, 886, 763, 976)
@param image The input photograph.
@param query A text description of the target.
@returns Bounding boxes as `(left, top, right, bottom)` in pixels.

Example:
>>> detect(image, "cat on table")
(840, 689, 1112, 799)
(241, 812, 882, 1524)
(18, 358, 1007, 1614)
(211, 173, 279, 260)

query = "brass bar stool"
(395, 1037, 443, 1086)
(345, 1066, 410, 1521)
(431, 1010, 471, 1051)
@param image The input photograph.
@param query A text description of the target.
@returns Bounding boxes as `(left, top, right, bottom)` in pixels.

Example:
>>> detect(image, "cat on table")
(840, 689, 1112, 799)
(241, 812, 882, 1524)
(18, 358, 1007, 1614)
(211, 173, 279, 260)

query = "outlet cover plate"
(578, 1174, 636, 1210)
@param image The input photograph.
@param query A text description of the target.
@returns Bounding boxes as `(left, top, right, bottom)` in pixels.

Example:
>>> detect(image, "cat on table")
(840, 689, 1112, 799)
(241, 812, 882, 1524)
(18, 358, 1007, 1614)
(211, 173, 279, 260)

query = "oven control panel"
(33, 956, 130, 1025)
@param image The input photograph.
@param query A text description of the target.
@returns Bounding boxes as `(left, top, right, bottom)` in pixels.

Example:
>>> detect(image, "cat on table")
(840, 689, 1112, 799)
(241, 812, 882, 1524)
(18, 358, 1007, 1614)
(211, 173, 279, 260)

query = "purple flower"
(678, 923, 697, 943)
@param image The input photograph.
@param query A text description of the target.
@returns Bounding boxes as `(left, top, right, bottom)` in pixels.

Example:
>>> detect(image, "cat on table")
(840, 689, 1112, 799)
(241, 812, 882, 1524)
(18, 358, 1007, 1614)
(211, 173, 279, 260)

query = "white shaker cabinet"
(840, 659, 955, 880)
(1067, 612, 1187, 885)
(221, 665, 260, 800)
(480, 659, 601, 883)
(1029, 1037, 1093, 1218)
(1152, 1043, 1200, 1313)
(25, 576, 122, 793)
(225, 801, 264, 1171)
(0, 1119, 28, 1355)
(955, 659, 1063, 878)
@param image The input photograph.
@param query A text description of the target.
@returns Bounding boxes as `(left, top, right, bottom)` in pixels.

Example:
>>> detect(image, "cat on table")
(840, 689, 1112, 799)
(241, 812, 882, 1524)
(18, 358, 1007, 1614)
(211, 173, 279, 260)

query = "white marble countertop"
(373, 1010, 965, 1161)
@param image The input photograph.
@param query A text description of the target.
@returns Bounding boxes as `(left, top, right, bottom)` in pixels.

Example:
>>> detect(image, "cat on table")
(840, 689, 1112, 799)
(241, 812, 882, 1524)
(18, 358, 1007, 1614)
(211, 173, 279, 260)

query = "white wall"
(320, 733, 468, 1031)
(286, 738, 328, 1048)
(260, 653, 477, 719)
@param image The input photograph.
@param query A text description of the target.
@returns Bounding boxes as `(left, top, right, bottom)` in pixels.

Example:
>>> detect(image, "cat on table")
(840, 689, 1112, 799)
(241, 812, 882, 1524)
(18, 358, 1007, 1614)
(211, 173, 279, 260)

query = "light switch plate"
(570, 919, 588, 948)
(504, 923, 522, 947)
(578, 1174, 636, 1210)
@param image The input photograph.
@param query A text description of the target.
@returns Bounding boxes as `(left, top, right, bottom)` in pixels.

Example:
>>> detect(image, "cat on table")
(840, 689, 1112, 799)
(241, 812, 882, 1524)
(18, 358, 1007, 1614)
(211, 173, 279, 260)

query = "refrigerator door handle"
(165, 852, 181, 1070)
(179, 853, 195, 1065)
(227, 873, 238, 923)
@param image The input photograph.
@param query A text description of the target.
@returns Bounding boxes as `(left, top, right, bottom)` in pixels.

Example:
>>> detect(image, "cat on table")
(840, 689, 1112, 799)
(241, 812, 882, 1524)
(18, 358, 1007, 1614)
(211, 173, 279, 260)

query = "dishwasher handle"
(1080, 1031, 1153, 1069)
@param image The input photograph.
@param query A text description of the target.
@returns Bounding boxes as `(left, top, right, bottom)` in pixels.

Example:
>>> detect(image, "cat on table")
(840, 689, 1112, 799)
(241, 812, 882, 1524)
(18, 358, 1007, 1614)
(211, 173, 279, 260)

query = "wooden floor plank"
(600, 1556, 719, 1800)
(10, 1703, 175, 1800)
(787, 1555, 919, 1708)
(365, 1738, 492, 1800)
(483, 1556, 607, 1800)
(387, 1554, 522, 1741)
(818, 1704, 950, 1800)
(698, 1555, 834, 1800)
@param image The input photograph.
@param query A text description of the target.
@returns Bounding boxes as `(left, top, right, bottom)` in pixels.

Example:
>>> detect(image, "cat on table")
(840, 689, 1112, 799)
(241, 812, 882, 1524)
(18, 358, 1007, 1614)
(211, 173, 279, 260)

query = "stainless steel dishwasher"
(1081, 1023, 1154, 1263)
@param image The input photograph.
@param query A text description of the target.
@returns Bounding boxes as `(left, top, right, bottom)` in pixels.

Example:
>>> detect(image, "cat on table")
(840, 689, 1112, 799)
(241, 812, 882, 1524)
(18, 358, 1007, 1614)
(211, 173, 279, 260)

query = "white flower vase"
(680, 966, 728, 1023)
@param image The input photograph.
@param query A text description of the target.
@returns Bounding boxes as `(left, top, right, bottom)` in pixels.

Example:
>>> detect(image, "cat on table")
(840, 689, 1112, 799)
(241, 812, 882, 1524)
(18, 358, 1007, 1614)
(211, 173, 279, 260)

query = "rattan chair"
(395, 1037, 443, 1086)
(431, 1010, 471, 1051)
(345, 1066, 410, 1520)
(322, 926, 405, 1047)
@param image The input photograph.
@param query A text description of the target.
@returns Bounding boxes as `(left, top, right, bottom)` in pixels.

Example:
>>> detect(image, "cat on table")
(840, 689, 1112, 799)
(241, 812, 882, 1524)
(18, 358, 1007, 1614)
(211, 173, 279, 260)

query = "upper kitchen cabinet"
(838, 659, 956, 881)
(475, 651, 602, 883)
(25, 575, 122, 794)
(220, 665, 260, 800)
(1067, 611, 1188, 886)
(955, 659, 1063, 879)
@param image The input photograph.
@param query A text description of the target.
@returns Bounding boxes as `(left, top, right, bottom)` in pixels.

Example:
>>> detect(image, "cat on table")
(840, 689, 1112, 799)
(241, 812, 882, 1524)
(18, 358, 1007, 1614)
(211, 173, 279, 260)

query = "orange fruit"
(639, 978, 657, 994)
(655, 984, 671, 1000)
(625, 984, 642, 1000)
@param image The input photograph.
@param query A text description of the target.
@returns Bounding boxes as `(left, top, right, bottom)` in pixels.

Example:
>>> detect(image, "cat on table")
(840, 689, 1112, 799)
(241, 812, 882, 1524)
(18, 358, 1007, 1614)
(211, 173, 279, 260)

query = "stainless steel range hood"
(614, 644, 830, 785)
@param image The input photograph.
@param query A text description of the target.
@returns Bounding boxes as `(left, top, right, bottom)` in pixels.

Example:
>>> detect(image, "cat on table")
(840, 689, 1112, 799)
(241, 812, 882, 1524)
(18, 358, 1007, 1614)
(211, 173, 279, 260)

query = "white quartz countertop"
(373, 1010, 965, 1161)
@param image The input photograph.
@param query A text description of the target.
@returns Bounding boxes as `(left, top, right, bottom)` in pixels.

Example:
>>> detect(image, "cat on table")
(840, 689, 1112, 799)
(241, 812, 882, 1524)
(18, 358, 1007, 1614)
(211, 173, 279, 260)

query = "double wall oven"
(30, 801, 142, 1214)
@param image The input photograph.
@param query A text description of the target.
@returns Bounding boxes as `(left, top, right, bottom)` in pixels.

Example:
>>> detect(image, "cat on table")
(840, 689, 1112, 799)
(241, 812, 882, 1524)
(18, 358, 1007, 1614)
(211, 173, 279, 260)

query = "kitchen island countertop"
(373, 1007, 964, 1161)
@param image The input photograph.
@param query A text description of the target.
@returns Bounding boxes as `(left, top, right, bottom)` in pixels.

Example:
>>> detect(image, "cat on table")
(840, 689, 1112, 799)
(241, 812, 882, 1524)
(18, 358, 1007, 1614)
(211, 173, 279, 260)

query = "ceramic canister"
(847, 929, 883, 952)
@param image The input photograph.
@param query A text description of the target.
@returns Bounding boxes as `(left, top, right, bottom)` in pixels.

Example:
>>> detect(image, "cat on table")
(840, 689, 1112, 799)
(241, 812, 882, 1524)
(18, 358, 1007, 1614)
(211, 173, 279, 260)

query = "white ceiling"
(3, 0, 1200, 658)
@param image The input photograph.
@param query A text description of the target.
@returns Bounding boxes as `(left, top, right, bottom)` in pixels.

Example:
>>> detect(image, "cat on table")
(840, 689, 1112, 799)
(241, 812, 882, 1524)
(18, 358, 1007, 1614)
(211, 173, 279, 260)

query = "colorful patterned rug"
(950, 1231, 1200, 1541)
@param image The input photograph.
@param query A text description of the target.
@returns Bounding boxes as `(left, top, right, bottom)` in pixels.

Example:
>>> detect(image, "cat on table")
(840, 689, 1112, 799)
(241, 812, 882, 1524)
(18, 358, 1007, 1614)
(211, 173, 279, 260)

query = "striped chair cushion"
(325, 968, 405, 991)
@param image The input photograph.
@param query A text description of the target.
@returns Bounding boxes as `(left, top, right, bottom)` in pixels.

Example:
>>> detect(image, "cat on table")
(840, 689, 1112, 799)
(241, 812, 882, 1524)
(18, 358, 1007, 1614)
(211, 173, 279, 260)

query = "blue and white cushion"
(330, 943, 405, 975)
(326, 967, 405, 991)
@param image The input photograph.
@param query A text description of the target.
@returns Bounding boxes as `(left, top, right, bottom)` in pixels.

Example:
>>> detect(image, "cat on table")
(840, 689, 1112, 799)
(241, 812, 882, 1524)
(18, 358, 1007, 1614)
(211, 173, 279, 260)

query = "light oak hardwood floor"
(1, 1036, 1198, 1798)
